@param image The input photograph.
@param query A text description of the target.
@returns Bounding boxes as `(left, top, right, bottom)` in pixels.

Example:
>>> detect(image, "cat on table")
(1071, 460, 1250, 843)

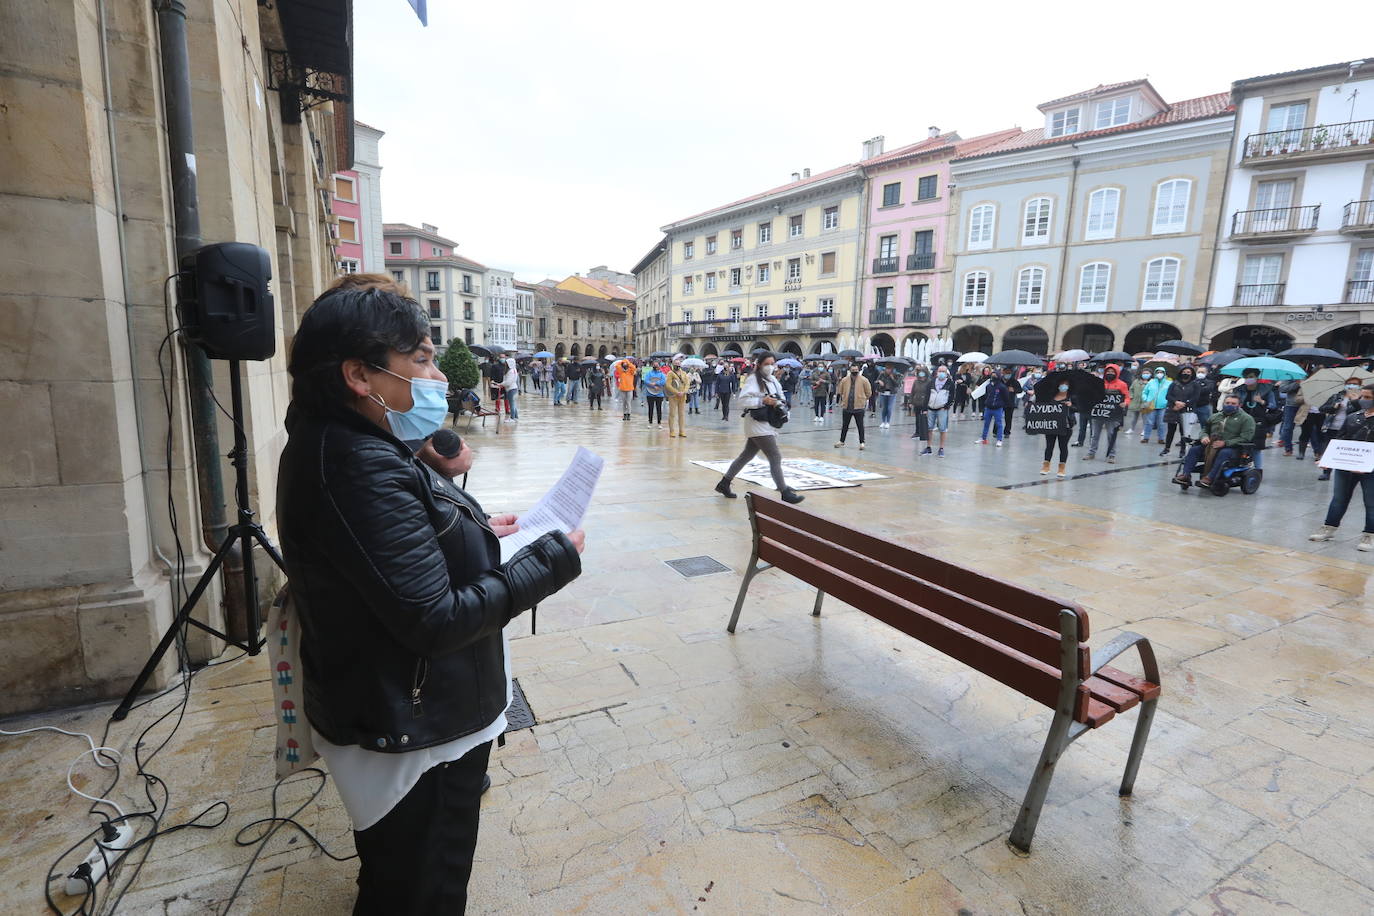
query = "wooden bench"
(726, 492, 1161, 852)
(448, 388, 502, 434)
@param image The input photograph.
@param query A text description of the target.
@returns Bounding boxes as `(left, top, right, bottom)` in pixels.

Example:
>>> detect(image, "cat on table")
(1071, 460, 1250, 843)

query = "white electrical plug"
(64, 824, 135, 896)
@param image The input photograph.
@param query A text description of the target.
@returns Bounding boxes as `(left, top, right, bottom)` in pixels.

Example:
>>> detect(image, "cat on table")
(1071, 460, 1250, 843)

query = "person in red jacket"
(1085, 363, 1132, 463)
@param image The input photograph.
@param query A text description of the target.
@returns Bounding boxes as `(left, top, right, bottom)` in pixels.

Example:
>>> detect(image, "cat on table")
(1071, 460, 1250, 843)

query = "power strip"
(64, 824, 135, 896)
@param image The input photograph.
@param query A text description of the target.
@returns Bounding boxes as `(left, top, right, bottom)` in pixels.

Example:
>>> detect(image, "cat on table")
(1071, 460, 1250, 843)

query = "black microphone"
(431, 428, 463, 459)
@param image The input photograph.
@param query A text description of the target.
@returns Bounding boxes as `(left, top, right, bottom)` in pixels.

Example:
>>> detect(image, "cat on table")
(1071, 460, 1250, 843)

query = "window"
(426, 270, 440, 291)
(758, 221, 773, 244)
(430, 325, 442, 345)
(731, 228, 743, 249)
(968, 204, 995, 249)
(334, 176, 355, 201)
(786, 258, 801, 281)
(557, 318, 564, 333)
(1153, 179, 1191, 234)
(823, 206, 839, 230)
(463, 301, 474, 320)
(785, 300, 801, 319)
(1143, 257, 1180, 308)
(681, 310, 692, 323)
(1048, 108, 1080, 137)
(1266, 100, 1308, 134)
(464, 327, 474, 345)
(962, 271, 989, 312)
(682, 276, 694, 295)
(1078, 262, 1111, 310)
(462, 274, 474, 293)
(1255, 178, 1296, 211)
(882, 182, 901, 207)
(572, 320, 579, 335)
(879, 235, 898, 259)
(338, 258, 360, 274)
(1095, 97, 1131, 129)
(432, 246, 443, 257)
(389, 241, 403, 255)
(910, 284, 928, 309)
(1023, 198, 1051, 243)
(789, 214, 803, 238)
(730, 267, 742, 287)
(876, 287, 894, 310)
(1085, 188, 1120, 240)
(1016, 267, 1046, 311)
(728, 305, 741, 322)
(428, 299, 441, 319)
(705, 272, 717, 291)
(820, 251, 837, 275)
(819, 297, 835, 315)
(757, 263, 770, 284)
(704, 307, 716, 322)
(538, 317, 547, 336)
(683, 240, 694, 260)
(706, 235, 717, 255)
(337, 217, 358, 242)
(391, 269, 404, 284)
(755, 303, 768, 319)
(916, 175, 938, 200)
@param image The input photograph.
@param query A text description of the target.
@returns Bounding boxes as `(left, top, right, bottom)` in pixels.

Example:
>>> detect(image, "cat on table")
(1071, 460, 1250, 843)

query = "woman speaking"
(277, 284, 584, 913)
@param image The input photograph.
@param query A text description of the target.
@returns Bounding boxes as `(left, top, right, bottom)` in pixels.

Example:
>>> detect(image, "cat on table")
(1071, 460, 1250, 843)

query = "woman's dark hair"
(288, 285, 429, 414)
(753, 351, 774, 371)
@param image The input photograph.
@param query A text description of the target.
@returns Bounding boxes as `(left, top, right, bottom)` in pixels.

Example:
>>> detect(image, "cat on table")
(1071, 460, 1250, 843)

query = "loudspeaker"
(177, 242, 276, 361)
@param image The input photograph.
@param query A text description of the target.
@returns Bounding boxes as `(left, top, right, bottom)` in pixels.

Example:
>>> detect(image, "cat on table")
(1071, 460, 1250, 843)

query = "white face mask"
(760, 365, 774, 377)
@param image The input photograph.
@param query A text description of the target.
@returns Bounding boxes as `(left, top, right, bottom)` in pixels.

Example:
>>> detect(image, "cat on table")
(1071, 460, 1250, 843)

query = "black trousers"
(840, 409, 866, 443)
(352, 741, 492, 915)
(1043, 433, 1070, 463)
(646, 394, 664, 423)
(719, 392, 732, 419)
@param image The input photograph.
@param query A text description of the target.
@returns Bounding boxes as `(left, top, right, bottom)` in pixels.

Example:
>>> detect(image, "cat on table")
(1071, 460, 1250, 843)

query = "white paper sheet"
(499, 447, 604, 562)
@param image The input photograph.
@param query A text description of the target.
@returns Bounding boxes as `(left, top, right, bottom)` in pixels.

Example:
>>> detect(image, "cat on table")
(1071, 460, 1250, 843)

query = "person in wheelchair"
(1173, 394, 1256, 490)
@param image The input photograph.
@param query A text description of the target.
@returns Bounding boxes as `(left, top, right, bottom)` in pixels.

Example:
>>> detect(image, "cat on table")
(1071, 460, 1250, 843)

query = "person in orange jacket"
(612, 358, 637, 421)
(1085, 363, 1132, 462)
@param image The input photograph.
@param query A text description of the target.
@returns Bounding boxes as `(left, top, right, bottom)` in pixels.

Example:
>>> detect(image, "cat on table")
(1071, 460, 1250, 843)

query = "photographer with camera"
(713, 352, 803, 504)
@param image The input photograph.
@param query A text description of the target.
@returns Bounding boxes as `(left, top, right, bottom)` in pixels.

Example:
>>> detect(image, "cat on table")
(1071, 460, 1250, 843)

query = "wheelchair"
(1173, 438, 1262, 497)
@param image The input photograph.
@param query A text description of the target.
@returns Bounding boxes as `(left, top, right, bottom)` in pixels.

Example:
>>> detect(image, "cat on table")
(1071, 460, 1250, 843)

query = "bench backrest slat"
(751, 493, 1089, 640)
(758, 537, 1089, 721)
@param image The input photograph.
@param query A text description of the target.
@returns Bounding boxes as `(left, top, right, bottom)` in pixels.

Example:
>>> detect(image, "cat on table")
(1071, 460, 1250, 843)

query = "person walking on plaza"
(1161, 365, 1203, 456)
(1236, 368, 1280, 470)
(687, 366, 702, 415)
(810, 365, 832, 422)
(643, 361, 667, 428)
(1037, 380, 1076, 478)
(876, 366, 898, 429)
(1194, 366, 1216, 428)
(1140, 368, 1170, 444)
(922, 366, 953, 457)
(1086, 363, 1130, 462)
(1173, 394, 1256, 489)
(585, 361, 605, 411)
(501, 353, 520, 422)
(715, 353, 804, 504)
(715, 362, 738, 421)
(780, 364, 798, 408)
(666, 358, 691, 438)
(953, 368, 971, 419)
(835, 361, 872, 450)
(565, 359, 582, 405)
(909, 367, 931, 449)
(979, 369, 1011, 447)
(552, 358, 568, 406)
(1309, 381, 1374, 550)
(613, 357, 637, 421)
(1125, 369, 1148, 435)
(862, 360, 880, 417)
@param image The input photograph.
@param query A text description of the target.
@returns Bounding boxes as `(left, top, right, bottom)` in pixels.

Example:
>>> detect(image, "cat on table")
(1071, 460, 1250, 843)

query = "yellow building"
(661, 166, 866, 357)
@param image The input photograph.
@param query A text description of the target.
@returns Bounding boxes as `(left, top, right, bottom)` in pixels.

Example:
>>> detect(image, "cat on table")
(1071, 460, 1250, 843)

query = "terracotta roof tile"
(575, 276, 637, 299)
(1038, 79, 1147, 109)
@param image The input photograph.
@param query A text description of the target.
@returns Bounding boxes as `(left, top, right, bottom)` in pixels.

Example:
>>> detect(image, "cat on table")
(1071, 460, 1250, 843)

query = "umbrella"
(837, 349, 864, 358)
(930, 350, 960, 362)
(532, 350, 555, 358)
(680, 357, 707, 369)
(578, 357, 598, 365)
(959, 351, 990, 363)
(468, 344, 493, 358)
(985, 349, 1046, 367)
(776, 357, 803, 368)
(812, 352, 842, 362)
(876, 357, 911, 368)
(1034, 369, 1104, 405)
(602, 353, 618, 361)
(1300, 366, 1364, 407)
(1219, 356, 1307, 381)
(650, 350, 672, 359)
(1149, 351, 1180, 363)
(1088, 350, 1132, 363)
(1054, 348, 1091, 363)
(1275, 346, 1346, 365)
(1155, 339, 1204, 356)
(1196, 348, 1247, 367)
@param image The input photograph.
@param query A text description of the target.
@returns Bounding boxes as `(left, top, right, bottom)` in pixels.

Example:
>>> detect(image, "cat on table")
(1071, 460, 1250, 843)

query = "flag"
(406, 0, 428, 26)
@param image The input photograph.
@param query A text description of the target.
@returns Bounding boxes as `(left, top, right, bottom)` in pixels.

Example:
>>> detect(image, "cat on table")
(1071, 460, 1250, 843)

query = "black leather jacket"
(276, 406, 581, 752)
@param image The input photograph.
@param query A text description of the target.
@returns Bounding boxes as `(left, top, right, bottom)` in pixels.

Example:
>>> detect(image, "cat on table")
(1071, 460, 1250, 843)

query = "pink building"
(331, 122, 385, 274)
(859, 128, 1020, 355)
(333, 169, 363, 271)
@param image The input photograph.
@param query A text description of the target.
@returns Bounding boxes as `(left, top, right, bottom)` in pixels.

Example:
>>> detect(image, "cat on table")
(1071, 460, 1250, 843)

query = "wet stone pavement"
(2, 389, 1371, 914)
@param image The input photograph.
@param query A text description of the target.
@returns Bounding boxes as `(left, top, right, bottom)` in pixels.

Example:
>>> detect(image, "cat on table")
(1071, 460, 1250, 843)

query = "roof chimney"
(791, 171, 801, 182)
(928, 126, 940, 139)
(803, 167, 811, 178)
(421, 222, 438, 232)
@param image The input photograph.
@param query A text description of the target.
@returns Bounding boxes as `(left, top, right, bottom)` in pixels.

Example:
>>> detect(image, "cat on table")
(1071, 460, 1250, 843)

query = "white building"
(383, 223, 486, 347)
(1205, 58, 1374, 355)
(485, 268, 518, 352)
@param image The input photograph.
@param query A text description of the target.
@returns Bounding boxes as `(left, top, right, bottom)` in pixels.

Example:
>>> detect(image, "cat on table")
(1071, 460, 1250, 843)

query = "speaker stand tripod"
(111, 359, 283, 721)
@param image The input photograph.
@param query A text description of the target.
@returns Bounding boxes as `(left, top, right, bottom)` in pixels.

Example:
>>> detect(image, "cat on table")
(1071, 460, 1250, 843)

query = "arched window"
(962, 271, 989, 313)
(1022, 198, 1052, 243)
(1078, 262, 1111, 311)
(1085, 188, 1120, 240)
(1143, 257, 1181, 308)
(968, 205, 995, 250)
(1153, 180, 1192, 234)
(1015, 267, 1046, 312)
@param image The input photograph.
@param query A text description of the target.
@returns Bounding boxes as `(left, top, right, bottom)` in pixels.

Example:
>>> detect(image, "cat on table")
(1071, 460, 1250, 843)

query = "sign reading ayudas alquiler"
(1023, 400, 1073, 435)
(1317, 440, 1374, 473)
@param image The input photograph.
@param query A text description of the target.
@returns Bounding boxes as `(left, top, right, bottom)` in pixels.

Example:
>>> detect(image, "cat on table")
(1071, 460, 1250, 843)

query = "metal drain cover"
(503, 678, 536, 733)
(665, 555, 731, 578)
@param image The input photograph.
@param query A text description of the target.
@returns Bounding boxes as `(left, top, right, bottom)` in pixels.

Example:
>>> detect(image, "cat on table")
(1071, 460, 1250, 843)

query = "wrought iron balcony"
(903, 306, 932, 324)
(1230, 205, 1320, 241)
(1342, 200, 1374, 236)
(1346, 279, 1374, 304)
(1233, 283, 1285, 307)
(906, 252, 935, 271)
(868, 309, 896, 325)
(1241, 119, 1374, 166)
(872, 257, 899, 273)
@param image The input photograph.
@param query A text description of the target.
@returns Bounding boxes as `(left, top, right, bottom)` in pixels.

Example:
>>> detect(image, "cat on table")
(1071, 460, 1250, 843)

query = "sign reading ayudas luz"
(1318, 440, 1374, 473)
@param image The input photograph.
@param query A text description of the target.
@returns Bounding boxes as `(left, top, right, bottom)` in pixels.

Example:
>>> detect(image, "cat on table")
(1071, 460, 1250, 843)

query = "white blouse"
(738, 373, 784, 438)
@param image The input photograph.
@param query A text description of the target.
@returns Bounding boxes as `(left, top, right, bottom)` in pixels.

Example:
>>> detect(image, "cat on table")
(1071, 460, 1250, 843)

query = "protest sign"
(1023, 400, 1072, 435)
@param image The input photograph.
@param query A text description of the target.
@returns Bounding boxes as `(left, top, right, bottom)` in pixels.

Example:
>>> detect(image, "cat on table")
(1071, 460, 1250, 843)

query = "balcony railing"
(668, 314, 836, 336)
(425, 281, 441, 291)
(1241, 119, 1374, 163)
(903, 306, 932, 324)
(1342, 200, 1374, 235)
(1234, 283, 1285, 307)
(872, 257, 899, 273)
(1346, 279, 1374, 304)
(906, 252, 935, 271)
(1231, 205, 1320, 239)
(868, 309, 896, 324)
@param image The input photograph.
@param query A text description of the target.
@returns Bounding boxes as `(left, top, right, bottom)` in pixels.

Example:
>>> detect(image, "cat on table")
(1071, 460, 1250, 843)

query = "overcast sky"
(353, 0, 1369, 283)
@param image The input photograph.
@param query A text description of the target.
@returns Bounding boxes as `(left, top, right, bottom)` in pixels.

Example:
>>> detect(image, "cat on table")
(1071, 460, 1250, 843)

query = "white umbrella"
(1055, 348, 1091, 363)
(680, 357, 707, 369)
(603, 353, 618, 361)
(960, 351, 990, 363)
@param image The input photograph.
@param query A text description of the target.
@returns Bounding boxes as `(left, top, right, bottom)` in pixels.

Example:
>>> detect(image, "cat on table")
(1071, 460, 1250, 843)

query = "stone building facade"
(530, 286, 627, 359)
(0, 0, 349, 714)
(632, 237, 671, 357)
(383, 223, 487, 348)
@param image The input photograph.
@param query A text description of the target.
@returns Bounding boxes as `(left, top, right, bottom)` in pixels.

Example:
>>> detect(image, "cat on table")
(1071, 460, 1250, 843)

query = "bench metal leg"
(1119, 697, 1157, 796)
(726, 557, 763, 634)
(1009, 608, 1080, 853)
(812, 589, 824, 617)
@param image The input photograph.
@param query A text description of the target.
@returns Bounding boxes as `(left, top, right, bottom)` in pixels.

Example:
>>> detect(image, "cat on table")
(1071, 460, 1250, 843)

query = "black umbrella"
(985, 349, 1046, 367)
(1276, 346, 1345, 365)
(929, 350, 960, 362)
(837, 348, 864, 358)
(1197, 348, 1248, 367)
(1088, 350, 1133, 363)
(578, 357, 598, 365)
(876, 357, 910, 368)
(1034, 369, 1104, 405)
(1155, 339, 1204, 356)
(812, 352, 842, 361)
(467, 344, 493, 358)
(650, 350, 672, 359)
